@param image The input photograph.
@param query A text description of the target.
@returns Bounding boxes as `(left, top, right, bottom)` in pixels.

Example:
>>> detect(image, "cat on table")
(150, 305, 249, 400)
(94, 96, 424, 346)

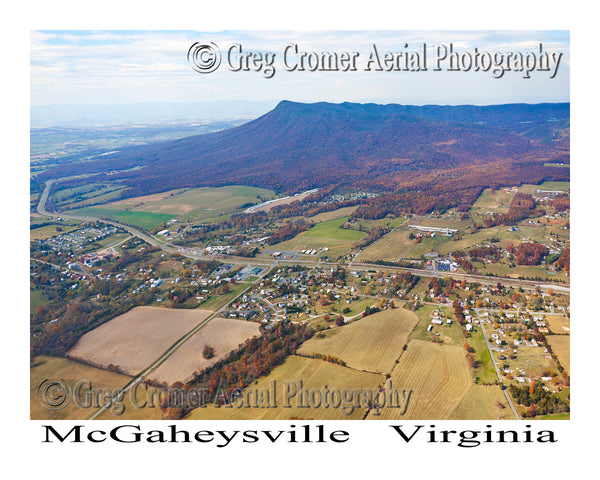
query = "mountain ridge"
(37, 100, 569, 215)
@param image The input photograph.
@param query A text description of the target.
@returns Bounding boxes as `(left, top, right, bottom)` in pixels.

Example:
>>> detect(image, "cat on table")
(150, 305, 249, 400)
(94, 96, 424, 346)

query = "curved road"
(37, 179, 569, 294)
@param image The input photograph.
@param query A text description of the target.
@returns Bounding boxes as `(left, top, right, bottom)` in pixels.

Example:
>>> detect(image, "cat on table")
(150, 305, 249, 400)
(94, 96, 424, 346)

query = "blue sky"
(31, 30, 569, 106)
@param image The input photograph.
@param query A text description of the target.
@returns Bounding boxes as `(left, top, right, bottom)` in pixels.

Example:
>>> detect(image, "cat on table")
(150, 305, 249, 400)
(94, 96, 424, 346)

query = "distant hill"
(37, 100, 569, 215)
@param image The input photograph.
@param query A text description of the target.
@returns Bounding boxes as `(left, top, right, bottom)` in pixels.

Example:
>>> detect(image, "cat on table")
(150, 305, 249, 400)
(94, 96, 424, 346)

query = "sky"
(30, 30, 570, 108)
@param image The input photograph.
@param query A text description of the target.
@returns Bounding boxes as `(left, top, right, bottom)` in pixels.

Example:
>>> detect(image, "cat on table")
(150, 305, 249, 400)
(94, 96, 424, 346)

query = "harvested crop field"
(371, 339, 472, 420)
(187, 355, 382, 420)
(547, 335, 570, 373)
(298, 308, 418, 374)
(546, 314, 570, 334)
(67, 306, 213, 376)
(147, 317, 261, 385)
(449, 385, 514, 420)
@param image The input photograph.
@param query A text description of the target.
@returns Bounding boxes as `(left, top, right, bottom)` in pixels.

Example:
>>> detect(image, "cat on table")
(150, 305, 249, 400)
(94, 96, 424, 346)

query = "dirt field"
(371, 339, 473, 420)
(298, 308, 418, 374)
(547, 335, 570, 373)
(67, 306, 213, 376)
(147, 318, 261, 385)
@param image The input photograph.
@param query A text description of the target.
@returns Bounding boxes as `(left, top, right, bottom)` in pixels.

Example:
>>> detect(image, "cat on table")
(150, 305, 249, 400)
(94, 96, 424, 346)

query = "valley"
(30, 101, 570, 421)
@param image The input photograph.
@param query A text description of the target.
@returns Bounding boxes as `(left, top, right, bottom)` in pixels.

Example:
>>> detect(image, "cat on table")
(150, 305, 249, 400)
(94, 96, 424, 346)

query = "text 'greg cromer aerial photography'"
(30, 31, 570, 423)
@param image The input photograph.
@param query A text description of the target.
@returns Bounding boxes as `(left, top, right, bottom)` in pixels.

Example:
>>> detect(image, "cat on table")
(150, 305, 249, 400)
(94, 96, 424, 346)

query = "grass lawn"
(199, 282, 250, 311)
(30, 289, 47, 313)
(468, 329, 498, 384)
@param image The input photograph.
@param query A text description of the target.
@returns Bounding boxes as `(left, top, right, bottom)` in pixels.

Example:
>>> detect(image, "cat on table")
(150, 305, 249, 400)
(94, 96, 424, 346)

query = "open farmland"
(298, 308, 418, 374)
(355, 230, 414, 262)
(66, 206, 177, 230)
(449, 385, 514, 420)
(69, 185, 275, 225)
(547, 314, 570, 334)
(67, 306, 213, 376)
(30, 355, 131, 420)
(547, 335, 570, 373)
(371, 339, 472, 420)
(147, 318, 261, 385)
(186, 355, 382, 420)
(307, 206, 359, 223)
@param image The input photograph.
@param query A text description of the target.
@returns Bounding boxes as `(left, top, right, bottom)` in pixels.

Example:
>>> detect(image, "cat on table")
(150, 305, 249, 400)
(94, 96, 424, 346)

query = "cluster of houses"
(44, 225, 118, 252)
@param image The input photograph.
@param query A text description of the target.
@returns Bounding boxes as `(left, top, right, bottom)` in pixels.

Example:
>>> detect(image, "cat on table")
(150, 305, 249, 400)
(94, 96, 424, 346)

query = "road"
(475, 308, 520, 420)
(36, 179, 562, 419)
(37, 179, 570, 295)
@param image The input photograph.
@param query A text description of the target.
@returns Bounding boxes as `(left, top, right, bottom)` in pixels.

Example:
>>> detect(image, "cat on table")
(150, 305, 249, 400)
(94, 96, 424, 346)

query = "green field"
(199, 282, 249, 311)
(468, 329, 498, 384)
(271, 217, 367, 256)
(356, 230, 414, 262)
(68, 185, 276, 226)
(67, 207, 177, 229)
(30, 289, 47, 313)
(30, 224, 80, 240)
(298, 308, 418, 374)
(186, 355, 382, 420)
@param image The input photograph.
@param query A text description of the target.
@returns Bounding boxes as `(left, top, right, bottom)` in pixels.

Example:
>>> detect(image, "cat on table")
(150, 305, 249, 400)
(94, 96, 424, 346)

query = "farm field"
(30, 224, 80, 240)
(68, 185, 275, 226)
(271, 217, 366, 256)
(111, 185, 275, 221)
(66, 206, 176, 230)
(469, 187, 516, 222)
(186, 355, 382, 420)
(482, 263, 568, 282)
(546, 314, 571, 334)
(547, 335, 570, 373)
(518, 181, 570, 195)
(355, 230, 413, 262)
(371, 339, 473, 420)
(147, 317, 261, 385)
(30, 355, 131, 420)
(67, 306, 214, 376)
(448, 385, 514, 420)
(30, 289, 47, 313)
(307, 206, 359, 223)
(298, 308, 419, 374)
